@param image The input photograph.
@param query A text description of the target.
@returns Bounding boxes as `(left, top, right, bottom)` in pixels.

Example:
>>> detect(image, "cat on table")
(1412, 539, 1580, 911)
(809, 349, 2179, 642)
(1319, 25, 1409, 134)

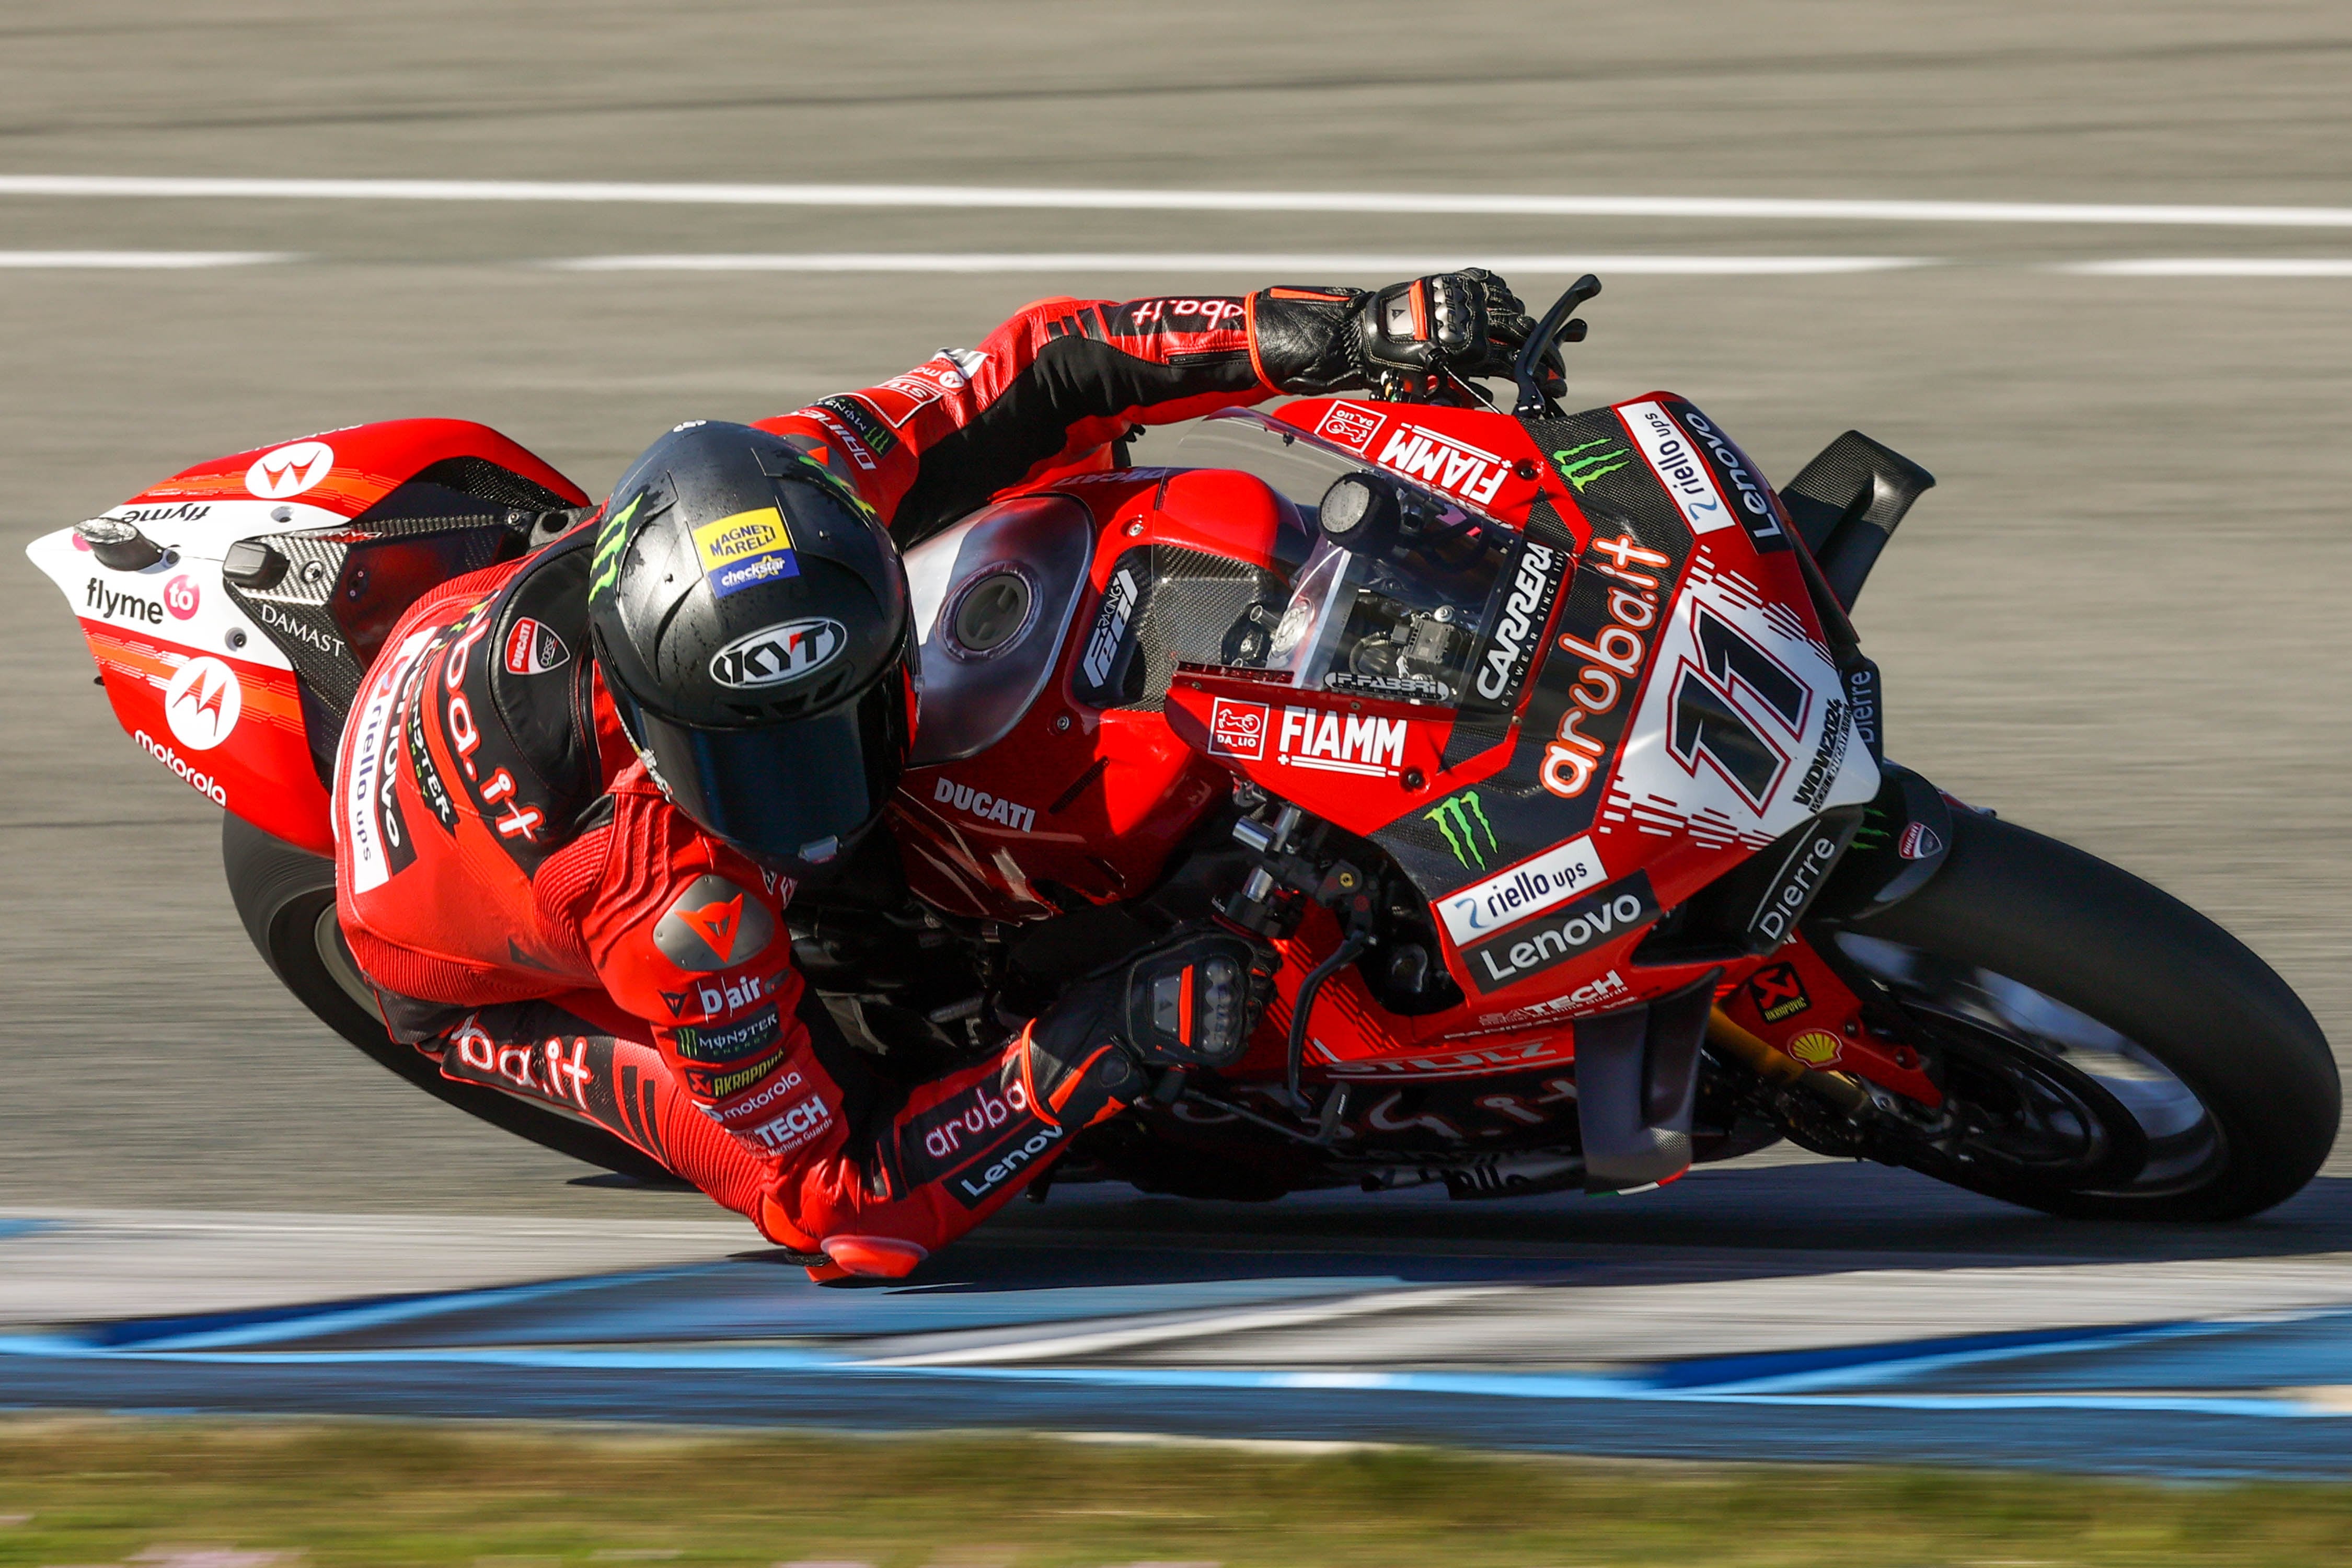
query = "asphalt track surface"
(5, 1, 2352, 1469)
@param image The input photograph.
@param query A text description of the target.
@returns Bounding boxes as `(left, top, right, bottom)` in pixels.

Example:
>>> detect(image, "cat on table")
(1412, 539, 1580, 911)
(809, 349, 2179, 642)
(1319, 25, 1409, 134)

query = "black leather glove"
(1252, 270, 1556, 399)
(1024, 927, 1276, 1123)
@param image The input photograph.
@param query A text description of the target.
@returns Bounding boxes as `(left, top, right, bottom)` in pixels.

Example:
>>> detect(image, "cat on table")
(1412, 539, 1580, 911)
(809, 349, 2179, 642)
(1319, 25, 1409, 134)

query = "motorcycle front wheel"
(1830, 809, 2339, 1220)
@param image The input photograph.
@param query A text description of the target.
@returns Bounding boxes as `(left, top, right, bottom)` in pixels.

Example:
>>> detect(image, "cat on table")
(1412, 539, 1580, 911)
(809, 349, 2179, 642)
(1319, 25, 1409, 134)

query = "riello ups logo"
(1459, 873, 1658, 994)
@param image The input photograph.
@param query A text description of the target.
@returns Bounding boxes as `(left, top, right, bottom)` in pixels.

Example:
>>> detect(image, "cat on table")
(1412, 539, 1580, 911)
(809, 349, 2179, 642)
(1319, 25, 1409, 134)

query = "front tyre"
(1832, 809, 2338, 1220)
(222, 814, 675, 1182)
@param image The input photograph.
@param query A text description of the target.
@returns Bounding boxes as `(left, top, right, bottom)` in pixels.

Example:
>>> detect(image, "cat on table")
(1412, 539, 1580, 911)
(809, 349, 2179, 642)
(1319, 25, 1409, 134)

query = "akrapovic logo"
(709, 617, 845, 688)
(1475, 539, 1561, 702)
(1081, 568, 1139, 688)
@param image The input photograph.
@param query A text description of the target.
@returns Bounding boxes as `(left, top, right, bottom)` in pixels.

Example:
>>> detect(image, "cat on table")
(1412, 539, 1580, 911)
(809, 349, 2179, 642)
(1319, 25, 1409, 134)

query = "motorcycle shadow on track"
(719, 1163, 2352, 1296)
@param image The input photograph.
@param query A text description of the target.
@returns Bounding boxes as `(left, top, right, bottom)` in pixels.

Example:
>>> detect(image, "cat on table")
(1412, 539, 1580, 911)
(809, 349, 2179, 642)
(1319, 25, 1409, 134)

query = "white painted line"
(8, 175, 2352, 229)
(544, 252, 1930, 276)
(0, 250, 293, 268)
(854, 1285, 1518, 1367)
(2057, 257, 2352, 277)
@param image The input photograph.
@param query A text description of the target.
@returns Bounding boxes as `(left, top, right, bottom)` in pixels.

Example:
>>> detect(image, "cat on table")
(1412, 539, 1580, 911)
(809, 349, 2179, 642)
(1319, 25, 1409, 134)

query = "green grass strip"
(4, 1415, 2352, 1566)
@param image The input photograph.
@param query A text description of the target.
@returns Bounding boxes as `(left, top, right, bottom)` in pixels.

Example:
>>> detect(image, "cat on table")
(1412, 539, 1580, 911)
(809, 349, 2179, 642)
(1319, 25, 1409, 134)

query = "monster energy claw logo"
(1553, 439, 1632, 493)
(587, 494, 641, 602)
(1426, 789, 1498, 869)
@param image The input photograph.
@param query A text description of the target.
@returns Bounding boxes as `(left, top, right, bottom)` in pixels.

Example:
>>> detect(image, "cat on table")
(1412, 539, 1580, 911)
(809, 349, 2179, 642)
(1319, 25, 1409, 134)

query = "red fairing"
(1274, 398, 1552, 523)
(83, 624, 335, 855)
(124, 418, 590, 514)
(891, 468, 1290, 918)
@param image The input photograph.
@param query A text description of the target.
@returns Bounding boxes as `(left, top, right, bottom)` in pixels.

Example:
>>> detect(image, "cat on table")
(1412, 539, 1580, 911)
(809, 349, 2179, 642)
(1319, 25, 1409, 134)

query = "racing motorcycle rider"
(334, 271, 1557, 1279)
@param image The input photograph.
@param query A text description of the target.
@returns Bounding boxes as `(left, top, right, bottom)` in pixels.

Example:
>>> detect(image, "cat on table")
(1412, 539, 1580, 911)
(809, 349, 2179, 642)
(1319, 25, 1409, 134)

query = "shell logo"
(1785, 1030, 1843, 1067)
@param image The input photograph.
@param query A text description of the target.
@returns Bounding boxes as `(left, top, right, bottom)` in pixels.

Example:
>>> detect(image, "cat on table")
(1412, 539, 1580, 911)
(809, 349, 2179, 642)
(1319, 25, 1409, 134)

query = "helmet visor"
(624, 670, 909, 870)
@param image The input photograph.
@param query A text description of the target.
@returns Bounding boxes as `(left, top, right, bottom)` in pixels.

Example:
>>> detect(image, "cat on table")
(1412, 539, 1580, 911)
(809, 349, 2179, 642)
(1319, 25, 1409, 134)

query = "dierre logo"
(1461, 874, 1658, 994)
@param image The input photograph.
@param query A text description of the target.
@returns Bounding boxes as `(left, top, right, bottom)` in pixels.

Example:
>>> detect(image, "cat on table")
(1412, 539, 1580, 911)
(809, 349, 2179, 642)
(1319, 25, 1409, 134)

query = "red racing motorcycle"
(30, 277, 2339, 1220)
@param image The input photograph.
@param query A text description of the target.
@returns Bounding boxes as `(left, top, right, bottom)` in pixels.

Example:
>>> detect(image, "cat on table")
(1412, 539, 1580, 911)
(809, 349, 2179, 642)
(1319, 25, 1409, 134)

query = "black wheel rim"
(1835, 933, 2228, 1198)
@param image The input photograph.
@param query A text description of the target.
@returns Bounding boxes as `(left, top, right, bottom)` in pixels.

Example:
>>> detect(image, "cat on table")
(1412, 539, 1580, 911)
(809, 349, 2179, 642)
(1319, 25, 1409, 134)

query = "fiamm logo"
(1425, 789, 1497, 869)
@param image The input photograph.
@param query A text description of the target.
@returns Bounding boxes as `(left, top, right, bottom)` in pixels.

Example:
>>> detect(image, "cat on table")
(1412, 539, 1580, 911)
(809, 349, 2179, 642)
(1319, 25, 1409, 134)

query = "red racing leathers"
(333, 292, 1292, 1276)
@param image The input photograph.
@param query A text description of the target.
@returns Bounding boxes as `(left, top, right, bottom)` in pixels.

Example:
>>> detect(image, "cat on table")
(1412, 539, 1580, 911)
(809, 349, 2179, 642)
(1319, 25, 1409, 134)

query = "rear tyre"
(1836, 810, 2339, 1220)
(221, 814, 675, 1181)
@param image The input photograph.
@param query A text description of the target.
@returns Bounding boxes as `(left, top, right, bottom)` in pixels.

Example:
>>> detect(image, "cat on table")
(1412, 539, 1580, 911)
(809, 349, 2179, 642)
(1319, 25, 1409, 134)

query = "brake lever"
(1513, 272, 1602, 419)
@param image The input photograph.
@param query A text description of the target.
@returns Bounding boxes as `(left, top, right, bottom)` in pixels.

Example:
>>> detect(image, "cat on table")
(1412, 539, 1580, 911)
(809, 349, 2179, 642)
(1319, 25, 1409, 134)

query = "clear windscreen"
(1167, 411, 1519, 706)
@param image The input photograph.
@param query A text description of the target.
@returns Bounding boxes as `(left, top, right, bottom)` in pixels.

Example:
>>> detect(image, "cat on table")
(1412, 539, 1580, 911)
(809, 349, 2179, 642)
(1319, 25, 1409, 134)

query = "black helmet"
(587, 420, 914, 874)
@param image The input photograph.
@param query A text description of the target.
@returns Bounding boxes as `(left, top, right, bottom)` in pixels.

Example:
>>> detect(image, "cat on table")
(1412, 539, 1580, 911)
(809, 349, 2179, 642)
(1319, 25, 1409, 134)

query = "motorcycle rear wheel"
(1834, 809, 2339, 1220)
(221, 814, 675, 1182)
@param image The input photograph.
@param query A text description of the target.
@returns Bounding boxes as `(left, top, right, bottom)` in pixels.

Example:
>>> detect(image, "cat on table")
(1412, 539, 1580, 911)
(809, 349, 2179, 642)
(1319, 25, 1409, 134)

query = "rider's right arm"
(545, 773, 838, 1152)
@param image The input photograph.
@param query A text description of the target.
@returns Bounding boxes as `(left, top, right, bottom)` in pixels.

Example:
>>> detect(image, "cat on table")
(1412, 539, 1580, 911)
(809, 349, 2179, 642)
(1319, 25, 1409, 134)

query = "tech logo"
(163, 656, 243, 751)
(244, 440, 336, 500)
(652, 874, 777, 972)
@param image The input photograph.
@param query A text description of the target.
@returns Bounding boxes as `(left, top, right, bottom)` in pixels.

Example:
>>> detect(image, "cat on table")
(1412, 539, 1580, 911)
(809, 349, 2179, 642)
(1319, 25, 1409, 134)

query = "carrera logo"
(1439, 834, 1607, 946)
(1080, 568, 1139, 689)
(1375, 422, 1512, 507)
(1313, 401, 1385, 455)
(709, 617, 845, 688)
(164, 656, 242, 752)
(1277, 705, 1406, 777)
(502, 617, 570, 675)
(931, 776, 1037, 833)
(1207, 696, 1269, 760)
(1619, 400, 1733, 535)
(652, 875, 777, 972)
(1461, 874, 1659, 994)
(245, 440, 335, 500)
(1474, 538, 1562, 702)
